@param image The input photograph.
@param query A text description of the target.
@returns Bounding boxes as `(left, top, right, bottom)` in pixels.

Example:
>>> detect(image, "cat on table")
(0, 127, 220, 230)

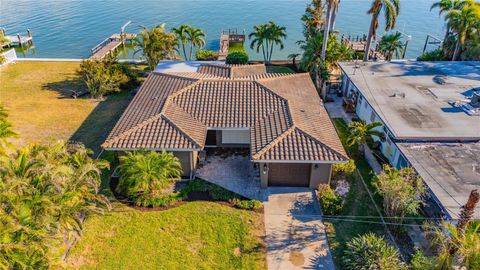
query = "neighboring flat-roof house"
(103, 63, 348, 188)
(338, 61, 480, 219)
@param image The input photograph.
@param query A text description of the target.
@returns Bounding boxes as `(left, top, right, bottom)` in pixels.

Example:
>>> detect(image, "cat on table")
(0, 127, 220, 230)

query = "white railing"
(0, 49, 17, 66)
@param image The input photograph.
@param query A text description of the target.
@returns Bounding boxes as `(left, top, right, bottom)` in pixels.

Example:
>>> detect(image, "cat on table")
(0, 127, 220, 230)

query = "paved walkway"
(264, 188, 335, 270)
(195, 153, 268, 201)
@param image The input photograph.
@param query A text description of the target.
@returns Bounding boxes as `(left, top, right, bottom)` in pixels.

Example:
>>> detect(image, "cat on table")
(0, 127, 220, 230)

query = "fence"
(0, 49, 17, 66)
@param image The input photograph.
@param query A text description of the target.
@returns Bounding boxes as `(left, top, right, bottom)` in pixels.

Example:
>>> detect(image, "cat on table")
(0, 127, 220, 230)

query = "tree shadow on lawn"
(42, 75, 86, 99)
(69, 91, 132, 155)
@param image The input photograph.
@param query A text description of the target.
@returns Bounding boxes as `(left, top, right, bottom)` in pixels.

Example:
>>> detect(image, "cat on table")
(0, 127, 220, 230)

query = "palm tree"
(427, 220, 480, 270)
(330, 0, 341, 31)
(431, 0, 465, 41)
(0, 106, 17, 156)
(287, 53, 300, 66)
(186, 26, 206, 61)
(301, 0, 325, 37)
(445, 1, 480, 60)
(249, 24, 269, 63)
(321, 0, 340, 61)
(344, 233, 407, 270)
(378, 31, 404, 61)
(363, 0, 400, 61)
(299, 31, 328, 89)
(135, 24, 178, 70)
(117, 150, 183, 201)
(266, 21, 287, 63)
(347, 120, 384, 153)
(172, 24, 190, 60)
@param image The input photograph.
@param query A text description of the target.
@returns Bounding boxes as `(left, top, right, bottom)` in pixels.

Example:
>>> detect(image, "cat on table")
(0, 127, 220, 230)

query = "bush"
(117, 150, 183, 206)
(417, 49, 448, 61)
(196, 49, 218, 61)
(230, 198, 262, 210)
(410, 248, 436, 270)
(332, 159, 356, 180)
(78, 56, 130, 98)
(344, 233, 406, 270)
(317, 184, 343, 215)
(182, 179, 241, 201)
(225, 51, 249, 64)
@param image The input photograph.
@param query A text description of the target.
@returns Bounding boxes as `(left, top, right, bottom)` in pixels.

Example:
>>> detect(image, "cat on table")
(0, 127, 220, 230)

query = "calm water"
(1, 0, 445, 59)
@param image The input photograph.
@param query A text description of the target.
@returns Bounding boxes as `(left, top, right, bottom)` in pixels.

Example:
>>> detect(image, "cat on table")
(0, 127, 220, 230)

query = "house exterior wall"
(309, 164, 332, 189)
(342, 73, 410, 169)
(214, 129, 250, 148)
(172, 151, 195, 178)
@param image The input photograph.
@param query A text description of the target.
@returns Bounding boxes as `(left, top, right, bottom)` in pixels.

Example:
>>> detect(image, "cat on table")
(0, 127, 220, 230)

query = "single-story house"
(102, 63, 348, 188)
(337, 60, 480, 218)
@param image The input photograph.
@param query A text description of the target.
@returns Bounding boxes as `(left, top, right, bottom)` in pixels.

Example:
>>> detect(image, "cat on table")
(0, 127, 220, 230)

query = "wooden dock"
(217, 29, 245, 61)
(90, 33, 136, 59)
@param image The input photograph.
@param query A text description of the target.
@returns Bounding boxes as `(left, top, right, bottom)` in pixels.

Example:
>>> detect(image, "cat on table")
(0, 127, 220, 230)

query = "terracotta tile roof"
(103, 64, 347, 162)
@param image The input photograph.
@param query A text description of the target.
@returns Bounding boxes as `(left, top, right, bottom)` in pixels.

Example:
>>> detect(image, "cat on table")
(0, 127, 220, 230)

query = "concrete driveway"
(264, 188, 335, 270)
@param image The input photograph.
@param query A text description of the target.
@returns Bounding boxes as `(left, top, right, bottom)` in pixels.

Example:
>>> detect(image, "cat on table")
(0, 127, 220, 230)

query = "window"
(370, 111, 376, 122)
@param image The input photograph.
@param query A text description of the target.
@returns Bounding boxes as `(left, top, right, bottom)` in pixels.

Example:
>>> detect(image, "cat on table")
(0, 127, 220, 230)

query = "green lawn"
(326, 118, 386, 269)
(266, 66, 296, 74)
(66, 202, 266, 270)
(228, 41, 246, 53)
(0, 62, 133, 153)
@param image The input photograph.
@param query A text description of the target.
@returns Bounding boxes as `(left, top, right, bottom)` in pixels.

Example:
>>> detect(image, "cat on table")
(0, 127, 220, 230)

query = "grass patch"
(66, 202, 266, 270)
(228, 41, 246, 53)
(266, 66, 295, 74)
(0, 62, 134, 153)
(326, 118, 386, 269)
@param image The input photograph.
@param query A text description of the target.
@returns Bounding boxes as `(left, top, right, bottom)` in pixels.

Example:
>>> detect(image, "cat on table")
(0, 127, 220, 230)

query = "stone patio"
(195, 149, 268, 201)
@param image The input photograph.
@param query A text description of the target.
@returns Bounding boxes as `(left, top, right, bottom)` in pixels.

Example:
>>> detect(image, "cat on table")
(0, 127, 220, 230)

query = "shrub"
(344, 233, 406, 270)
(225, 51, 249, 64)
(117, 150, 183, 206)
(332, 159, 356, 180)
(317, 184, 343, 215)
(417, 49, 448, 61)
(196, 49, 218, 61)
(410, 248, 436, 270)
(78, 56, 130, 98)
(182, 179, 240, 201)
(230, 198, 262, 210)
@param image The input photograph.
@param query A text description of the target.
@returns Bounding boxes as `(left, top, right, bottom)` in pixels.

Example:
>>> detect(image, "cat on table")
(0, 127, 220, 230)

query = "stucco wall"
(309, 164, 332, 189)
(172, 151, 194, 178)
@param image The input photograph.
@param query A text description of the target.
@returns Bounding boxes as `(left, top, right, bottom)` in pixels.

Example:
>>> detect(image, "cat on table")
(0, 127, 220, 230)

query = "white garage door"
(221, 130, 250, 144)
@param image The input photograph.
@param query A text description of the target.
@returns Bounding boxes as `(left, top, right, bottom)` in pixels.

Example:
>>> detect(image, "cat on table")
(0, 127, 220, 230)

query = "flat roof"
(154, 60, 225, 73)
(397, 142, 480, 219)
(338, 61, 480, 140)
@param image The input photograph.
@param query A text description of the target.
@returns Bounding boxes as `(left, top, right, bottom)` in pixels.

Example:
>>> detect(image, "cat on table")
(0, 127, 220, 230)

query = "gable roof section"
(103, 64, 347, 162)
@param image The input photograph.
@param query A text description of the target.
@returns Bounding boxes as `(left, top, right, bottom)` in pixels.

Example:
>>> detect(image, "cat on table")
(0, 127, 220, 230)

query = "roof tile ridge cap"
(160, 79, 203, 114)
(102, 113, 164, 148)
(103, 78, 202, 148)
(294, 126, 348, 160)
(160, 114, 204, 149)
(253, 80, 289, 103)
(255, 72, 309, 82)
(155, 72, 200, 81)
(251, 125, 296, 160)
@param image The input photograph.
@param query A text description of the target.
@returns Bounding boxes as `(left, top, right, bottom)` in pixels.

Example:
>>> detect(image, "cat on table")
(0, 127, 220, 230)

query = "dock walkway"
(90, 33, 135, 59)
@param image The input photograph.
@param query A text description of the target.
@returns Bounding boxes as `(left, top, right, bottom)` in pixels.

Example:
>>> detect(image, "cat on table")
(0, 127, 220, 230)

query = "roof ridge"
(152, 72, 200, 81)
(102, 113, 164, 148)
(251, 125, 296, 160)
(161, 80, 204, 113)
(294, 127, 348, 160)
(160, 112, 204, 149)
(255, 72, 310, 82)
